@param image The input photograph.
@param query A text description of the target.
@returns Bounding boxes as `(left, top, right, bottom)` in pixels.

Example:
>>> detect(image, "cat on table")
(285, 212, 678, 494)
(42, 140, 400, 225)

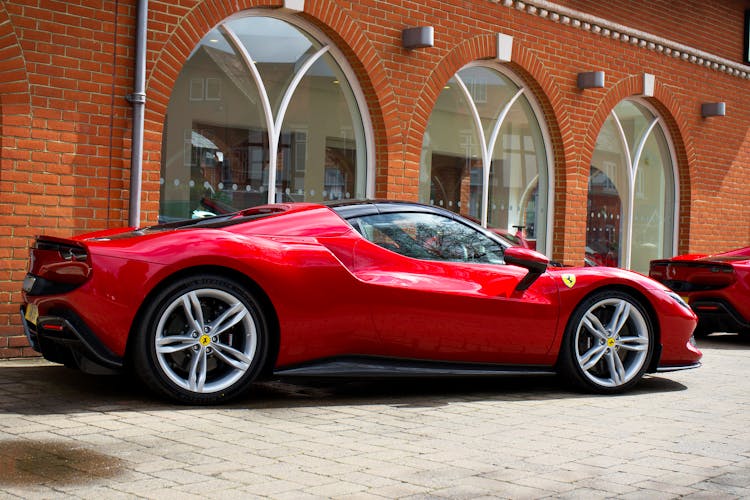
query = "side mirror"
(504, 246, 549, 292)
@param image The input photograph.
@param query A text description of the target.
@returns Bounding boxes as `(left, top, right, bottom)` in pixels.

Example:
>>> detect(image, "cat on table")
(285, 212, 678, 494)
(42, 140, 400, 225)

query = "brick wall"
(0, 0, 135, 356)
(0, 0, 749, 358)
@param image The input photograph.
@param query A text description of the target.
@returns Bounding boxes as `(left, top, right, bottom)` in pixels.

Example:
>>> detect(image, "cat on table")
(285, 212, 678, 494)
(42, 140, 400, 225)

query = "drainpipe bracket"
(126, 92, 147, 104)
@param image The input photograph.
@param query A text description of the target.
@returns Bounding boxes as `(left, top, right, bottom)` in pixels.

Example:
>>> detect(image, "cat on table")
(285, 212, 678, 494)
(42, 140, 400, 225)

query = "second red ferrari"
(650, 246, 750, 337)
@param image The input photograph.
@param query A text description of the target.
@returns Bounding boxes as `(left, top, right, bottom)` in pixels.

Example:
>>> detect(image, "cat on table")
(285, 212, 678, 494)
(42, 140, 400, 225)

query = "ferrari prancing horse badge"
(562, 274, 576, 288)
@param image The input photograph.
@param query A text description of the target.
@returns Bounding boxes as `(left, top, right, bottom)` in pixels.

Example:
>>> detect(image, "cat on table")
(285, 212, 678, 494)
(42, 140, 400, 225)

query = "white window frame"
(607, 98, 679, 269)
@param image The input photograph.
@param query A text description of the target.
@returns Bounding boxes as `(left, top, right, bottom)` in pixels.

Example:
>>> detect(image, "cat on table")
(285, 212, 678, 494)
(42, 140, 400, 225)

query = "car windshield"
(349, 212, 505, 264)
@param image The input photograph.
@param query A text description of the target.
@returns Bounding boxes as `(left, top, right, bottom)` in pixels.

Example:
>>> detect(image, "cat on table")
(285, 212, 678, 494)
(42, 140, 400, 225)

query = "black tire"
(558, 290, 654, 394)
(133, 274, 268, 404)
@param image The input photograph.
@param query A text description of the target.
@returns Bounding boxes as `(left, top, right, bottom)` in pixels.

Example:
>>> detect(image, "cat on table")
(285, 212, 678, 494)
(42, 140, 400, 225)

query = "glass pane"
(587, 114, 628, 267)
(224, 17, 319, 118)
(278, 52, 365, 202)
(457, 66, 518, 147)
(160, 28, 267, 221)
(488, 97, 547, 251)
(631, 126, 674, 273)
(420, 76, 483, 218)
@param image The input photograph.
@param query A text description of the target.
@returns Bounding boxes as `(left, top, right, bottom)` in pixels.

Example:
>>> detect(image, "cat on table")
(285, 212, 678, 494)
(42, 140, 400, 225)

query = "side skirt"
(274, 356, 556, 379)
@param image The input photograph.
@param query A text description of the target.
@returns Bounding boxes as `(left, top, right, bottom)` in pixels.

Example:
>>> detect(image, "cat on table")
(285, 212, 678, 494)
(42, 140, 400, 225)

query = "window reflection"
(160, 15, 367, 222)
(420, 66, 549, 254)
(586, 166, 621, 267)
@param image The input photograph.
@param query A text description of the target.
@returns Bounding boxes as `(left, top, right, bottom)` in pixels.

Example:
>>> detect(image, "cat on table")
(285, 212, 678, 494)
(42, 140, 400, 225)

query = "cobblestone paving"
(0, 334, 748, 499)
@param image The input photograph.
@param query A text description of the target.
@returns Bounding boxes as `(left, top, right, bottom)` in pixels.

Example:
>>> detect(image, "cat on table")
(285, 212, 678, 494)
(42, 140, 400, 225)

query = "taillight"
(649, 262, 667, 281)
(651, 261, 736, 292)
(24, 238, 91, 295)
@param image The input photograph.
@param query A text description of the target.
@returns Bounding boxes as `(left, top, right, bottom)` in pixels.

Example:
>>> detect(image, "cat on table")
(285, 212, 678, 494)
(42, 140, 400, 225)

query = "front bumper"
(20, 305, 124, 374)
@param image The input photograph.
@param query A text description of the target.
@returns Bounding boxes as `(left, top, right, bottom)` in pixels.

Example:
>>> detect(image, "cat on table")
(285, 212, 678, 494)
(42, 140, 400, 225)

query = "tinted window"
(352, 212, 505, 264)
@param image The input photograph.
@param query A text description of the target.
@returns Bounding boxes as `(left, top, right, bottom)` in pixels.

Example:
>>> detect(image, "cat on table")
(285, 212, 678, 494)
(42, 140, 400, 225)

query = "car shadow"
(228, 374, 687, 409)
(697, 332, 750, 350)
(0, 363, 688, 415)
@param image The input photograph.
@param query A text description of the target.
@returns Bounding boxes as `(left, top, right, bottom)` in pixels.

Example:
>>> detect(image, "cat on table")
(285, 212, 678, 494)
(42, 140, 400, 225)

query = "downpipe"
(127, 0, 148, 228)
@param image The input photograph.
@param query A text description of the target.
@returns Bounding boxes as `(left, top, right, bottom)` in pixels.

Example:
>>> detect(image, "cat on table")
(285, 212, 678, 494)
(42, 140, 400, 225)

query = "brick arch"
(406, 35, 571, 259)
(580, 75, 695, 256)
(143, 0, 396, 219)
(580, 75, 642, 170)
(406, 36, 572, 167)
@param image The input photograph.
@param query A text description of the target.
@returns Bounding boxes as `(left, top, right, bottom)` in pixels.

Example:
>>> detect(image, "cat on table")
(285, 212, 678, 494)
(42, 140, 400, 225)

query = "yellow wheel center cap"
(607, 338, 616, 348)
(199, 334, 212, 347)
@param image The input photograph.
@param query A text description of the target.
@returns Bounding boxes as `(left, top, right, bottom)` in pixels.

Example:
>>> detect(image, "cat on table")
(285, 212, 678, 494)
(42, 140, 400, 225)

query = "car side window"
(351, 212, 505, 264)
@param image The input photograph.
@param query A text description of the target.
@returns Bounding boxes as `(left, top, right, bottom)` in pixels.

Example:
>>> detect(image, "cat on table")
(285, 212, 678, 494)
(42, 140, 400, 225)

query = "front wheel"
(133, 275, 268, 404)
(558, 290, 654, 393)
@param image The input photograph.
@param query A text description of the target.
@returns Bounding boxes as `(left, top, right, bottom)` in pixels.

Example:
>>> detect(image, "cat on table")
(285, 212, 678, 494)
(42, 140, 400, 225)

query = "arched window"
(419, 64, 552, 254)
(159, 14, 371, 221)
(587, 100, 677, 272)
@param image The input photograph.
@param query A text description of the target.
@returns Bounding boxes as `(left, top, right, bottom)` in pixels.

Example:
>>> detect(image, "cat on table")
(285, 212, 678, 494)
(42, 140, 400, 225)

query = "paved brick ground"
(0, 334, 748, 499)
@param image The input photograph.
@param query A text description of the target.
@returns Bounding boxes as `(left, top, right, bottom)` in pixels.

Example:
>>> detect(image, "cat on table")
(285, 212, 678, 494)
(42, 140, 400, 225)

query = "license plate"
(24, 304, 39, 325)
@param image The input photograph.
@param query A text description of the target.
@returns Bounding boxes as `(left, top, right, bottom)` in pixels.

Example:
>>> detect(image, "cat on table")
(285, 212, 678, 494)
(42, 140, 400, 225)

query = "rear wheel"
(133, 275, 268, 404)
(559, 290, 654, 393)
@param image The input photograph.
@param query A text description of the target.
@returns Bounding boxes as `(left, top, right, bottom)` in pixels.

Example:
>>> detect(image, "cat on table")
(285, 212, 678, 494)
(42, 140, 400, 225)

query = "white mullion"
(629, 116, 661, 266)
(487, 88, 524, 157)
(611, 110, 633, 269)
(626, 116, 660, 270)
(273, 46, 330, 203)
(631, 117, 660, 182)
(454, 75, 490, 226)
(486, 87, 524, 229)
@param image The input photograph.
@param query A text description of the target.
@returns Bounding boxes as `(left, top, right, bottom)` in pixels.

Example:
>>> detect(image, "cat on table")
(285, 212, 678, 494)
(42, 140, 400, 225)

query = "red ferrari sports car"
(649, 246, 750, 337)
(21, 201, 701, 404)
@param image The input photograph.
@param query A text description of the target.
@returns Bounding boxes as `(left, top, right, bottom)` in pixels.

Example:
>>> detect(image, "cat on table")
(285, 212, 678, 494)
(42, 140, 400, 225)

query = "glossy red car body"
(21, 201, 700, 403)
(650, 246, 750, 336)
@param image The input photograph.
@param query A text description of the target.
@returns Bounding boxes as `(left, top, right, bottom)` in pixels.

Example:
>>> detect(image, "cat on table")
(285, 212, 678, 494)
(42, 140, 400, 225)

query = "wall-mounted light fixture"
(577, 71, 605, 89)
(701, 102, 726, 117)
(402, 26, 434, 50)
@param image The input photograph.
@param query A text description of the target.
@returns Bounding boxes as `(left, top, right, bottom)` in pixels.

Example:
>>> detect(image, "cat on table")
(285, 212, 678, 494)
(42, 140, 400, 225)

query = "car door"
(347, 210, 561, 366)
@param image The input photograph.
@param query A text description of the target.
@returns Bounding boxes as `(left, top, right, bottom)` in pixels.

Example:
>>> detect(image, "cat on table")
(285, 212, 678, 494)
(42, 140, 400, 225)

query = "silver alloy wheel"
(573, 297, 650, 388)
(154, 288, 258, 394)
